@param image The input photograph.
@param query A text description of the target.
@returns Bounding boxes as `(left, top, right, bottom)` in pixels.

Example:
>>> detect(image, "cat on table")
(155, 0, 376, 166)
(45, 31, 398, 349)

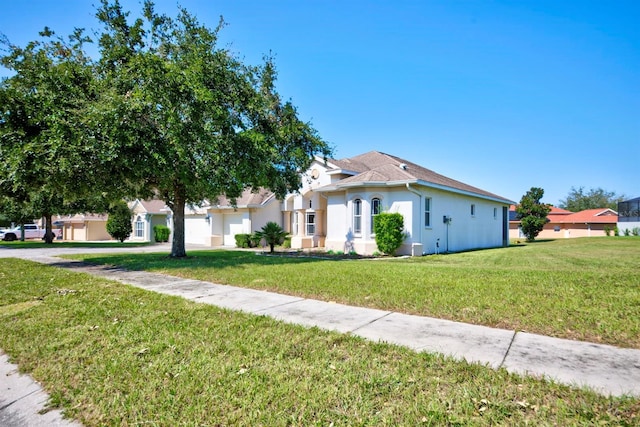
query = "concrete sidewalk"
(2, 252, 640, 425)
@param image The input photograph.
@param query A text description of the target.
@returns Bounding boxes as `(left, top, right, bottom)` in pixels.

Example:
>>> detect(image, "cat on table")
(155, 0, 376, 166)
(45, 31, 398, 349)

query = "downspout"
(406, 183, 422, 245)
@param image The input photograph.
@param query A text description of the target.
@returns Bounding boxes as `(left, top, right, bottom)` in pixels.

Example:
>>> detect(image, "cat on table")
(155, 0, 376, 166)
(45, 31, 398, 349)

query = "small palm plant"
(254, 221, 288, 253)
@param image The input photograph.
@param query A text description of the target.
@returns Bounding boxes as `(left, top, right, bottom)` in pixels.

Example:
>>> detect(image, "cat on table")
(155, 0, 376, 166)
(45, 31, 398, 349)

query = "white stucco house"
(129, 199, 172, 242)
(184, 150, 512, 255)
(283, 151, 512, 255)
(184, 189, 280, 246)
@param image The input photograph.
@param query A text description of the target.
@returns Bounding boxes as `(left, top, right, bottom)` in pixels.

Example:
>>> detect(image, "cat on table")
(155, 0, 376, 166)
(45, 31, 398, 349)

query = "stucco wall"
(324, 186, 507, 255)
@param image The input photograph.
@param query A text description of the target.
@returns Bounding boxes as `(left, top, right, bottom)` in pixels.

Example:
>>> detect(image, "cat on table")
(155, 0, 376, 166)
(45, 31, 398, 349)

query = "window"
(353, 199, 362, 234)
(306, 212, 315, 235)
(424, 197, 431, 227)
(291, 212, 298, 235)
(371, 198, 381, 233)
(135, 216, 144, 238)
(471, 204, 476, 217)
(554, 226, 561, 232)
(493, 207, 498, 219)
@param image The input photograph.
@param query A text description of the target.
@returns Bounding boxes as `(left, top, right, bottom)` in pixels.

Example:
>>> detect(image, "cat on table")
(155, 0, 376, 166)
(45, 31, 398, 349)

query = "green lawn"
(1, 258, 638, 426)
(68, 237, 640, 348)
(0, 240, 154, 249)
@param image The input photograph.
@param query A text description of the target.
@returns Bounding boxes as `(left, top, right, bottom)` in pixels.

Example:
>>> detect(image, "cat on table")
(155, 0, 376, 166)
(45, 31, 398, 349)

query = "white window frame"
(371, 197, 381, 233)
(135, 215, 145, 238)
(291, 212, 298, 235)
(353, 199, 362, 235)
(306, 212, 315, 236)
(425, 197, 432, 227)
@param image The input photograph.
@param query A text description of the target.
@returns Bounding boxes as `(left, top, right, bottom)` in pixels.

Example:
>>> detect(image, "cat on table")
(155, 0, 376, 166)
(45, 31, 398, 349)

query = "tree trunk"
(43, 215, 55, 244)
(170, 191, 187, 258)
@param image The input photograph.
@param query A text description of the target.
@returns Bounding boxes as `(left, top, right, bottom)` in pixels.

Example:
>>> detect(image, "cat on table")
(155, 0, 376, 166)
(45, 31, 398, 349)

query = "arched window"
(135, 215, 144, 238)
(353, 199, 362, 234)
(371, 198, 381, 233)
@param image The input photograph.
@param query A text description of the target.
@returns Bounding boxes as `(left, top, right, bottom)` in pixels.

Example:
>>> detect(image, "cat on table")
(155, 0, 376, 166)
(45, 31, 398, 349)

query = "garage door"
(223, 213, 245, 246)
(185, 217, 210, 245)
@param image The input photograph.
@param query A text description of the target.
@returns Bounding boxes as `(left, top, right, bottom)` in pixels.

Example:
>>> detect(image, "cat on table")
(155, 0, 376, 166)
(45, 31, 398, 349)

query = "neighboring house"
(618, 197, 640, 234)
(54, 214, 111, 241)
(182, 151, 513, 255)
(509, 206, 618, 239)
(184, 189, 280, 246)
(129, 199, 172, 242)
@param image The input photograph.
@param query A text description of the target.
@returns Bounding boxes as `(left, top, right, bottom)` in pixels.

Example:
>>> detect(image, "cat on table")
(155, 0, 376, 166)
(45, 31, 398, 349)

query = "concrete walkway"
(1, 246, 639, 425)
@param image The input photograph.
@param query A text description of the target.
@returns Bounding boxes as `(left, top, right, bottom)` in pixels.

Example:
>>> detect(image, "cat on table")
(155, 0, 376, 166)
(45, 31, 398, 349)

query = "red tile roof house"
(509, 206, 618, 239)
(188, 151, 514, 255)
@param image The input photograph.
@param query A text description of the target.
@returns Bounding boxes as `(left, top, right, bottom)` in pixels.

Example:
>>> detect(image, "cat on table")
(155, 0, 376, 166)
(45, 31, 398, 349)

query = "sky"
(1, 0, 638, 205)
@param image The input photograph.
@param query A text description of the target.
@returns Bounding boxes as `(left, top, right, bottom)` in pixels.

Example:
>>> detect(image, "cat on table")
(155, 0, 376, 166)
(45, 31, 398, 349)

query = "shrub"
(254, 222, 288, 253)
(633, 227, 640, 237)
(106, 201, 132, 242)
(614, 226, 620, 236)
(623, 228, 631, 237)
(282, 236, 292, 248)
(373, 212, 406, 255)
(250, 233, 262, 248)
(604, 226, 611, 237)
(153, 225, 170, 242)
(235, 234, 252, 248)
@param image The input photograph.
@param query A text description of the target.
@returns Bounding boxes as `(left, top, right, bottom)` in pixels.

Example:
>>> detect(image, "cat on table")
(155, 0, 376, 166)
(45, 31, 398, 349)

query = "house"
(284, 151, 513, 255)
(182, 151, 512, 255)
(184, 189, 280, 246)
(129, 199, 172, 242)
(54, 214, 112, 241)
(618, 197, 640, 234)
(509, 206, 618, 239)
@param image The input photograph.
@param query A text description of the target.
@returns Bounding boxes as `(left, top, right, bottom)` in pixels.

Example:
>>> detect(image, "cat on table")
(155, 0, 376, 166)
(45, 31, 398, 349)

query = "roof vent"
(399, 163, 407, 170)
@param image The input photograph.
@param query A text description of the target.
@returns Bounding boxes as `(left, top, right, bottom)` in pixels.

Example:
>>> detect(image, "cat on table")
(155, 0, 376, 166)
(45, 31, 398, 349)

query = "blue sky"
(1, 0, 638, 205)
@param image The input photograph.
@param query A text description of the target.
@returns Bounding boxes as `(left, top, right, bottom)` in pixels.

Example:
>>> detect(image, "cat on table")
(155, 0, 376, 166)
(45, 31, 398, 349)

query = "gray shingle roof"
(321, 151, 511, 203)
(214, 188, 276, 207)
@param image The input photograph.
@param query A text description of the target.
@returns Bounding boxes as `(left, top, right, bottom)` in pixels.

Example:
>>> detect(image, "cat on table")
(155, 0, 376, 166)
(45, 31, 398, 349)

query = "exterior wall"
(536, 222, 613, 239)
(618, 221, 640, 235)
(323, 185, 508, 256)
(185, 216, 211, 245)
(86, 222, 112, 241)
(250, 201, 282, 232)
(65, 223, 87, 241)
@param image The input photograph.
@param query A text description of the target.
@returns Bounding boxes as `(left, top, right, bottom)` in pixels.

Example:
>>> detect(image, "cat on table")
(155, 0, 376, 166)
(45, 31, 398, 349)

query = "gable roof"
(130, 199, 171, 214)
(318, 151, 512, 203)
(550, 208, 618, 224)
(213, 188, 276, 208)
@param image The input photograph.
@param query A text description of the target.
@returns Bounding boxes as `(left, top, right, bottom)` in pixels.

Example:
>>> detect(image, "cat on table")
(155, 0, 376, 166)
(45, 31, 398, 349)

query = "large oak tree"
(0, 28, 104, 242)
(92, 0, 331, 257)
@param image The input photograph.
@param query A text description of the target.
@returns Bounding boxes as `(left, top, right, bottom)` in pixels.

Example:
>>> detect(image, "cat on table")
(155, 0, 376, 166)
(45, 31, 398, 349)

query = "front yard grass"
(1, 259, 638, 425)
(69, 237, 640, 348)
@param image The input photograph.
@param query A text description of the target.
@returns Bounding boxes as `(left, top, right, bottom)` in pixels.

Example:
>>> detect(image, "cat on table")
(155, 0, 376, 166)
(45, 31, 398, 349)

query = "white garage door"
(185, 217, 210, 245)
(223, 213, 245, 246)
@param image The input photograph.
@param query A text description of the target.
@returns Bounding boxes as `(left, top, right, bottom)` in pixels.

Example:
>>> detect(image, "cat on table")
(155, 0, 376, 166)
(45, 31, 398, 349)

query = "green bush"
(106, 201, 133, 242)
(633, 227, 640, 237)
(282, 236, 291, 248)
(614, 226, 620, 236)
(373, 212, 406, 255)
(235, 234, 252, 248)
(153, 225, 170, 242)
(604, 226, 611, 237)
(623, 228, 631, 237)
(250, 233, 262, 248)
